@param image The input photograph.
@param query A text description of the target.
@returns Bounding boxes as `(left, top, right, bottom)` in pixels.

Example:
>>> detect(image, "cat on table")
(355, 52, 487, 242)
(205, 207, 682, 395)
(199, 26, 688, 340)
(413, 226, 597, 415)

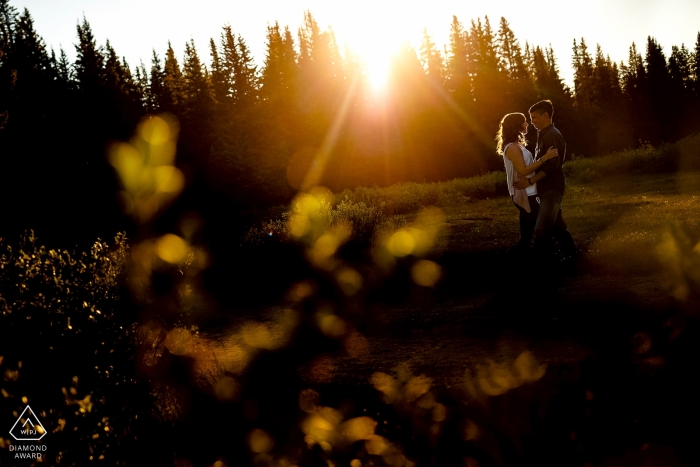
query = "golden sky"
(16, 0, 700, 87)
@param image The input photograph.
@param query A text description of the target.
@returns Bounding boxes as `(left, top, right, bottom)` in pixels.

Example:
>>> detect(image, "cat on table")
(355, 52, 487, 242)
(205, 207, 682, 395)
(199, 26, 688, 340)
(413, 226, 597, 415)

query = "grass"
(246, 134, 700, 247)
(564, 133, 700, 181)
(4, 136, 700, 466)
(203, 169, 700, 466)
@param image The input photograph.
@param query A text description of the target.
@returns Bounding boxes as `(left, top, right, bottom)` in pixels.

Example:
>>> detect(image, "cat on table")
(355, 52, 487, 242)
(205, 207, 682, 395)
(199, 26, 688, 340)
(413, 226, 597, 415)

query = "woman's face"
(520, 120, 528, 134)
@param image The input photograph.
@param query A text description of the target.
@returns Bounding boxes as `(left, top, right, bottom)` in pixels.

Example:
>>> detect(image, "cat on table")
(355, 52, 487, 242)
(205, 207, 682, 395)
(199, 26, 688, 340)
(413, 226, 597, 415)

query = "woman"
(496, 112, 558, 251)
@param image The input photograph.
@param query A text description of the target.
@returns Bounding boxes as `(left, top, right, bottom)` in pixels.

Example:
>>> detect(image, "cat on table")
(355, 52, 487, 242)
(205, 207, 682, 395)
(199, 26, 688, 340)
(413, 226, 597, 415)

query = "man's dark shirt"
(534, 123, 566, 195)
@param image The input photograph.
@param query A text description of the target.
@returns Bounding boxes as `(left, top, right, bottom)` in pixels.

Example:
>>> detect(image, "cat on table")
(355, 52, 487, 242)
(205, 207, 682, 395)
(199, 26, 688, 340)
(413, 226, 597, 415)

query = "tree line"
(1, 1, 700, 244)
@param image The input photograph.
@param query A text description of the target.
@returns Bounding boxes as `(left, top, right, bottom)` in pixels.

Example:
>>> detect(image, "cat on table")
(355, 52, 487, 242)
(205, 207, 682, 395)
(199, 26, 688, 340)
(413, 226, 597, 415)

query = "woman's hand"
(542, 146, 559, 161)
(513, 178, 530, 190)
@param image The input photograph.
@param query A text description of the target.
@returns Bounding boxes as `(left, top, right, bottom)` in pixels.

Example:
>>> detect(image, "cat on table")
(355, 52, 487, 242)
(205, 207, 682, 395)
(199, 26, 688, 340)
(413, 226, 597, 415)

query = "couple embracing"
(496, 99, 578, 266)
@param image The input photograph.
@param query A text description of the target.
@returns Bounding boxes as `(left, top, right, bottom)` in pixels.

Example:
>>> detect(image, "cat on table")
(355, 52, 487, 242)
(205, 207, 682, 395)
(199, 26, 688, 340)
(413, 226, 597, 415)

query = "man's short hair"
(529, 99, 554, 118)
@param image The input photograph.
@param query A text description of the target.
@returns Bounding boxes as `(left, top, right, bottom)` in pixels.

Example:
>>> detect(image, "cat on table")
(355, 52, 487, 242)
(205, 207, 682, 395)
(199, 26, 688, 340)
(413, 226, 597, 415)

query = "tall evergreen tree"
(3, 8, 61, 142)
(444, 16, 473, 108)
(668, 44, 694, 136)
(0, 0, 15, 49)
(209, 37, 228, 106)
(572, 38, 596, 111)
(233, 34, 258, 109)
(181, 39, 213, 133)
(620, 42, 652, 144)
(296, 11, 346, 143)
(260, 22, 298, 106)
(496, 18, 530, 86)
(56, 47, 73, 85)
(644, 36, 671, 143)
(420, 29, 444, 85)
(162, 41, 184, 114)
(134, 61, 148, 109)
(103, 40, 125, 93)
(693, 32, 700, 96)
(220, 25, 239, 105)
(14, 9, 51, 73)
(74, 17, 104, 91)
(182, 39, 210, 105)
(690, 32, 700, 132)
(147, 50, 166, 112)
(468, 16, 508, 145)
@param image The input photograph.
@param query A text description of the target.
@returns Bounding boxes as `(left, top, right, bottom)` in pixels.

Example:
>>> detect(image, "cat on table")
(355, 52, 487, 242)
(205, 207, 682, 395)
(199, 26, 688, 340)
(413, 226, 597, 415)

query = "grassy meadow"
(249, 133, 700, 264)
(2, 134, 700, 466)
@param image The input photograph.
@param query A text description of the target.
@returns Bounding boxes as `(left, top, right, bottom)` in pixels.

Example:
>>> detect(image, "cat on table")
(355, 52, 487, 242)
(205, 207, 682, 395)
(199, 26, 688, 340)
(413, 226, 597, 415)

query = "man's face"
(529, 111, 546, 130)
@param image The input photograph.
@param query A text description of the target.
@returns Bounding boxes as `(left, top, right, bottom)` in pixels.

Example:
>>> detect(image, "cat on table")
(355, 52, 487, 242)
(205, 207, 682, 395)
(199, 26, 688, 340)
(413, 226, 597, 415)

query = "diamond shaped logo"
(9, 406, 46, 441)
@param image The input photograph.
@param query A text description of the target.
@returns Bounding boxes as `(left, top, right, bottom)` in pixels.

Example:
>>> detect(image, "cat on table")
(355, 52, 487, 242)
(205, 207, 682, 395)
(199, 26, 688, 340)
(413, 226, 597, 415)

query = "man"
(513, 99, 577, 262)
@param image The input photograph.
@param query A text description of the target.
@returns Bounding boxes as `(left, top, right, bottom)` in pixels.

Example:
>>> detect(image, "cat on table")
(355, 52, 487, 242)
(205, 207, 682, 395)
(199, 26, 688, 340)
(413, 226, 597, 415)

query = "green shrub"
(246, 198, 408, 246)
(565, 134, 700, 180)
(337, 171, 506, 213)
(0, 232, 160, 464)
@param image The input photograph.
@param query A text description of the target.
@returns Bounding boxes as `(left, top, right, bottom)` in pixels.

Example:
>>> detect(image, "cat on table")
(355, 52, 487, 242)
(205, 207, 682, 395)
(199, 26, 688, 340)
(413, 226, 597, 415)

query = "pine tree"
(296, 11, 345, 140)
(180, 39, 214, 165)
(0, 0, 16, 63)
(692, 32, 700, 98)
(182, 39, 210, 106)
(496, 18, 529, 85)
(468, 16, 509, 145)
(594, 46, 623, 104)
(644, 36, 671, 143)
(420, 29, 444, 84)
(444, 16, 472, 107)
(668, 44, 693, 136)
(590, 44, 631, 151)
(220, 25, 239, 105)
(690, 32, 700, 132)
(147, 50, 166, 112)
(134, 61, 148, 109)
(260, 22, 299, 109)
(572, 38, 595, 111)
(3, 8, 59, 136)
(233, 34, 258, 108)
(103, 40, 124, 93)
(14, 9, 51, 73)
(496, 17, 533, 109)
(74, 16, 104, 91)
(162, 42, 184, 113)
(209, 37, 228, 105)
(620, 42, 652, 144)
(57, 48, 73, 84)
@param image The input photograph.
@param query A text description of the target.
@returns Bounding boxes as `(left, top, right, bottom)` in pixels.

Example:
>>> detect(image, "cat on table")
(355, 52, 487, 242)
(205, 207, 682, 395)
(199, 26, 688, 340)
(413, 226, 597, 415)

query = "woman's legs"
(513, 195, 540, 249)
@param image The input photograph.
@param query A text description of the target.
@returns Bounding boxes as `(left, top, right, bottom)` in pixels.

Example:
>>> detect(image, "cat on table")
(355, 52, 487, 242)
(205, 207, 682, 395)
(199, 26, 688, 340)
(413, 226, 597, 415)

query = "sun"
(348, 39, 399, 93)
(364, 53, 391, 91)
(329, 6, 404, 93)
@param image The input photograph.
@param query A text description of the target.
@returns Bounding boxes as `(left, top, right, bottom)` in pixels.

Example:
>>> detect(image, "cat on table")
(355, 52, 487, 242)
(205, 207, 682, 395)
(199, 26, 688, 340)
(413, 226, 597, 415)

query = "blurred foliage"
(245, 173, 507, 248)
(3, 115, 700, 466)
(109, 113, 184, 224)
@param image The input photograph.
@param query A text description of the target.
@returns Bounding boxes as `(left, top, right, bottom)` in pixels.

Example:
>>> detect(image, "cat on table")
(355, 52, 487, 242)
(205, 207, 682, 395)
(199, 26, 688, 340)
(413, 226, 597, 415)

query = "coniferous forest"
(1, 2, 700, 246)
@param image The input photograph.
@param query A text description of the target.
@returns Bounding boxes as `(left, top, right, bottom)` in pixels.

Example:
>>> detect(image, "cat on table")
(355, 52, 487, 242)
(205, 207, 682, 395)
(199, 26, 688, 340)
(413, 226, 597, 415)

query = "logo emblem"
(9, 406, 46, 441)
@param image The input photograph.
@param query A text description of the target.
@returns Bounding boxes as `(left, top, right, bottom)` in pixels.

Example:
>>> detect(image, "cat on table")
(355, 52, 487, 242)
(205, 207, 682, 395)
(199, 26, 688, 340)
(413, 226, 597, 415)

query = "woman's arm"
(505, 145, 558, 176)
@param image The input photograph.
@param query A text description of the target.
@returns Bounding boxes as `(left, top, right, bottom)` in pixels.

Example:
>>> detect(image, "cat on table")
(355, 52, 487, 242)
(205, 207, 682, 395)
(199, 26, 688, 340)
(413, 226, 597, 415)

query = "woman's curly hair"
(495, 112, 527, 155)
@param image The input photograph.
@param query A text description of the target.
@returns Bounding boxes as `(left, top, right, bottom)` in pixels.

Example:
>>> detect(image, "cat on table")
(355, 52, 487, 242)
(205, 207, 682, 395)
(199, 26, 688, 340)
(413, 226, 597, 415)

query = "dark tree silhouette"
(1, 4, 699, 244)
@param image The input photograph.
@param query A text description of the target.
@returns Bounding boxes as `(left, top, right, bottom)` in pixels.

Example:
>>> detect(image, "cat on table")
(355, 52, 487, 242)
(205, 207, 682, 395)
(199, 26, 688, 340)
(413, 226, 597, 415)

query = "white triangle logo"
(9, 406, 47, 441)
